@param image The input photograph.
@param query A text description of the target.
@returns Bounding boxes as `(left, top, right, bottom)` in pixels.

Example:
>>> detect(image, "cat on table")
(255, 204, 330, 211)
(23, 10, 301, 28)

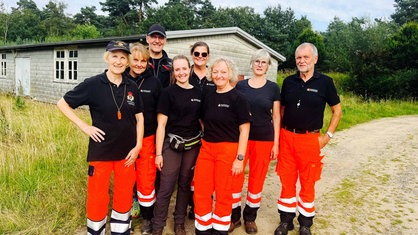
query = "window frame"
(54, 48, 78, 83)
(0, 53, 6, 78)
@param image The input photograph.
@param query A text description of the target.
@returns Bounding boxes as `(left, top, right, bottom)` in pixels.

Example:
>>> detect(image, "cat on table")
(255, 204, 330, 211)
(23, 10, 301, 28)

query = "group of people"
(57, 23, 341, 235)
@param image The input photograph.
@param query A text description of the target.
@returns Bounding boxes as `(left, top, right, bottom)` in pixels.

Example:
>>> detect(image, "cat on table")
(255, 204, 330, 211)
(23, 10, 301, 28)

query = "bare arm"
(319, 103, 342, 148)
(271, 101, 281, 160)
(57, 98, 105, 142)
(231, 122, 250, 175)
(155, 113, 168, 171)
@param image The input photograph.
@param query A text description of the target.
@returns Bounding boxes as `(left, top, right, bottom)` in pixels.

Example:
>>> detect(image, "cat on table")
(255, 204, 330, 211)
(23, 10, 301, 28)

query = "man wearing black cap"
(146, 24, 172, 88)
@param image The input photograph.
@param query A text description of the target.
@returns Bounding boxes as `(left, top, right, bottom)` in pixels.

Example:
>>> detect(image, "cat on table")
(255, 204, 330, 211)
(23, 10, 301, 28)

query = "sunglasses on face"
(193, 51, 208, 58)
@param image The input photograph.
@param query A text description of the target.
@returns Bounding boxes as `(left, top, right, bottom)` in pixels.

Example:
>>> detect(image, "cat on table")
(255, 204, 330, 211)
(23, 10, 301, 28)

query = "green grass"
(1, 75, 418, 234)
(0, 93, 88, 234)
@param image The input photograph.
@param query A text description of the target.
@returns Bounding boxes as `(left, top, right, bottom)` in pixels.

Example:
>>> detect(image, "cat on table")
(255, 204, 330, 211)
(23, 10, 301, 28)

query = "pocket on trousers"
(308, 157, 324, 182)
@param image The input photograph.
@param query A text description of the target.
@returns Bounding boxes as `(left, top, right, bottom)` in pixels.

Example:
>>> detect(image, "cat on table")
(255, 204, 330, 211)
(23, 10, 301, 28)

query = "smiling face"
(105, 50, 129, 75)
(211, 61, 230, 90)
(192, 45, 209, 67)
(172, 57, 191, 85)
(130, 51, 148, 75)
(146, 33, 166, 57)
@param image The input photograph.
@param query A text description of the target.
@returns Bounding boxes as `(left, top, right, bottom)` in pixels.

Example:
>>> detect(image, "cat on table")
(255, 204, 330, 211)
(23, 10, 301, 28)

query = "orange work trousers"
(231, 140, 273, 219)
(276, 128, 323, 217)
(87, 160, 135, 234)
(135, 135, 157, 207)
(194, 140, 238, 233)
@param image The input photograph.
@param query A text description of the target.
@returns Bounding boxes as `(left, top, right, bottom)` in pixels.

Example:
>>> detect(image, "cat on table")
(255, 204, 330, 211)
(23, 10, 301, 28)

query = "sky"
(5, 0, 396, 32)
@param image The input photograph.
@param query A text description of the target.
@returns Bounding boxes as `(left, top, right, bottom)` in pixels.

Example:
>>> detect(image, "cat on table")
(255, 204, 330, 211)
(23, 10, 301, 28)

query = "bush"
(346, 69, 418, 100)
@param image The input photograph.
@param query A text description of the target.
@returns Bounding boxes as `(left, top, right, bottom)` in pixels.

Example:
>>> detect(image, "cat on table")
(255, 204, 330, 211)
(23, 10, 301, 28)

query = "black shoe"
(274, 222, 294, 235)
(299, 226, 311, 235)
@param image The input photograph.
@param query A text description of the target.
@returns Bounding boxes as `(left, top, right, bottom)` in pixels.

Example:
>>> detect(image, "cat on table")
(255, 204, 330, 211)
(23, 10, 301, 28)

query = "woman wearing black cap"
(57, 40, 144, 235)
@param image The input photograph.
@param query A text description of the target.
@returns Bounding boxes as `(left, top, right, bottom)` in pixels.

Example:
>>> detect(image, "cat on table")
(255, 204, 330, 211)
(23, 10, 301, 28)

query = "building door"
(15, 57, 31, 96)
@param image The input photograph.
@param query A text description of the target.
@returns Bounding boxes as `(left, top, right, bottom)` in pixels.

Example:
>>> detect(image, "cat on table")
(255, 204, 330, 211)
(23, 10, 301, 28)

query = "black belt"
(284, 126, 320, 134)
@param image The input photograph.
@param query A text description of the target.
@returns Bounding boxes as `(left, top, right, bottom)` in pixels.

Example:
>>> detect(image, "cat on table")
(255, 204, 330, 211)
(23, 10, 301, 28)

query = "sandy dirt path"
(131, 115, 418, 235)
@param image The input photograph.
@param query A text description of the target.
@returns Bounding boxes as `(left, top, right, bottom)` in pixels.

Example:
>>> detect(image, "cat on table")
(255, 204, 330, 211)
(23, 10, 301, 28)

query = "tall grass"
(0, 93, 89, 234)
(1, 78, 418, 234)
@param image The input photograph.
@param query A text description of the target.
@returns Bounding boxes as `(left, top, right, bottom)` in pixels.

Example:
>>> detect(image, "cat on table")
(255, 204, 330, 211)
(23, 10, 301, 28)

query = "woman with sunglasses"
(186, 41, 215, 220)
(229, 49, 281, 234)
(189, 42, 216, 93)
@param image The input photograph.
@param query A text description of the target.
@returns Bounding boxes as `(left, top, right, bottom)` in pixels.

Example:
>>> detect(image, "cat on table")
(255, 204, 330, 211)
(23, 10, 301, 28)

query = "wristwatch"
(326, 131, 334, 139)
(237, 154, 244, 161)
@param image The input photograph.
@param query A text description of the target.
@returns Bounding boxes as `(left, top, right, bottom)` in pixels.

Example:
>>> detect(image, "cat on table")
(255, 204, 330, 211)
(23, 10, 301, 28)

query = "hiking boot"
(175, 223, 186, 235)
(141, 219, 152, 234)
(274, 222, 294, 235)
(244, 221, 257, 234)
(228, 220, 242, 233)
(299, 226, 311, 235)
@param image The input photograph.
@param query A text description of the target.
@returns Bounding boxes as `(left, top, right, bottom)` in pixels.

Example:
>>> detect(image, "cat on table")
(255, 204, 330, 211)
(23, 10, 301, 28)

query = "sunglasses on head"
(193, 51, 208, 58)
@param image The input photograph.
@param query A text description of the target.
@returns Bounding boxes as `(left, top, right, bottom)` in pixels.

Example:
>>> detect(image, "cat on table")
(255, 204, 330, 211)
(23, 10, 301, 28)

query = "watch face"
(237, 154, 244, 161)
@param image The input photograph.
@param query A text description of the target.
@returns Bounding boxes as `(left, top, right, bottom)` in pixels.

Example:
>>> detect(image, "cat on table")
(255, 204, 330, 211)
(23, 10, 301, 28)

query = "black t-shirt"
(64, 72, 144, 162)
(281, 71, 340, 130)
(157, 84, 202, 138)
(126, 67, 162, 137)
(202, 88, 252, 142)
(236, 79, 280, 141)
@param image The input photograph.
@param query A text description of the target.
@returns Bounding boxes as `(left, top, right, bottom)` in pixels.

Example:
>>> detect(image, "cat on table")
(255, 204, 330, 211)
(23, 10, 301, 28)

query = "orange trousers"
(276, 128, 323, 218)
(135, 135, 157, 207)
(231, 140, 273, 220)
(194, 140, 238, 233)
(87, 160, 135, 235)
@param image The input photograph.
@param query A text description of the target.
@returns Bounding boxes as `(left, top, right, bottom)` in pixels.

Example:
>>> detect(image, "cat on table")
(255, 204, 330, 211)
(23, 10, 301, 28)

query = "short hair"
(129, 42, 150, 61)
(250, 49, 272, 66)
(295, 42, 318, 58)
(190, 41, 210, 55)
(103, 51, 130, 65)
(208, 57, 238, 83)
(170, 55, 191, 84)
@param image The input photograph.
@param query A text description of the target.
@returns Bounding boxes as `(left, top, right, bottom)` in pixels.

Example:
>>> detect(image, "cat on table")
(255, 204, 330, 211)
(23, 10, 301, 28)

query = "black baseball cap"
(106, 40, 130, 54)
(147, 24, 166, 37)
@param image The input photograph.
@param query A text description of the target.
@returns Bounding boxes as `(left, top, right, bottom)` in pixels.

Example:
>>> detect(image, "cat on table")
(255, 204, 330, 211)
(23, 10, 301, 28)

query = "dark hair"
(190, 41, 210, 55)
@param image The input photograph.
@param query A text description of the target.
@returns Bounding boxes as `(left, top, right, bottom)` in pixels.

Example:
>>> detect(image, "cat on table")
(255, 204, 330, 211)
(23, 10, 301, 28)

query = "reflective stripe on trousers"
(276, 128, 323, 217)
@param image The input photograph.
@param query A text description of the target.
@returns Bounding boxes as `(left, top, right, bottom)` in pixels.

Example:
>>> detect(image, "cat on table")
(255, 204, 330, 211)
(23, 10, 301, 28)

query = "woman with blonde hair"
(194, 57, 251, 235)
(57, 40, 144, 235)
(125, 42, 162, 234)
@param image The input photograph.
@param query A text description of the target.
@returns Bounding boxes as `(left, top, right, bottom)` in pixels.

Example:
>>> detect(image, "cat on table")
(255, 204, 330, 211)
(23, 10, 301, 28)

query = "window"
(54, 49, 78, 82)
(0, 53, 6, 78)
